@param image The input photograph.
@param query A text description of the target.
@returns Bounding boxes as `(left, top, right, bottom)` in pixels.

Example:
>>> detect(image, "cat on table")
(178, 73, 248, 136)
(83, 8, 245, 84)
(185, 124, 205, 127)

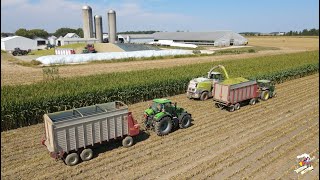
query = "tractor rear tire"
(155, 117, 173, 136)
(200, 92, 209, 101)
(179, 114, 191, 129)
(122, 136, 134, 148)
(65, 153, 80, 166)
(80, 148, 93, 161)
(249, 98, 256, 105)
(261, 91, 270, 101)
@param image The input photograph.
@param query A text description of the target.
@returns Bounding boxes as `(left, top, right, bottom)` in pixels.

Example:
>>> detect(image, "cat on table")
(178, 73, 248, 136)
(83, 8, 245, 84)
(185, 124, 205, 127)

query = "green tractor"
(257, 80, 276, 101)
(144, 99, 192, 136)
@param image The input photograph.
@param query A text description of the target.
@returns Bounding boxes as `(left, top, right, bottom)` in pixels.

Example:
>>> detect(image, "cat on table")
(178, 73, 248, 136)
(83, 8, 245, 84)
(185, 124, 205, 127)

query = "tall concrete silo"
(94, 15, 103, 43)
(82, 5, 94, 39)
(107, 9, 117, 43)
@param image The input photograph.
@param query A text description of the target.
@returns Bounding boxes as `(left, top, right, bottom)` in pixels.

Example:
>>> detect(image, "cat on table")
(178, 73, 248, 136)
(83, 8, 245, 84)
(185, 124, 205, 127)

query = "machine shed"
(1, 36, 38, 51)
(152, 31, 248, 47)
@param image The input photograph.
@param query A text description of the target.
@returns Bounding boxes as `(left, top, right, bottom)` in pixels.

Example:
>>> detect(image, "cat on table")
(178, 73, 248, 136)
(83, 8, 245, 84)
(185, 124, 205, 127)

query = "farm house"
(152, 31, 248, 47)
(1, 36, 37, 51)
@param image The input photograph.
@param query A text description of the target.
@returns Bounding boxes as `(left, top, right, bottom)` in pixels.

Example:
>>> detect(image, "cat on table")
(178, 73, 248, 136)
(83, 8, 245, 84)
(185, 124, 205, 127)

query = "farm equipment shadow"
(92, 131, 150, 158)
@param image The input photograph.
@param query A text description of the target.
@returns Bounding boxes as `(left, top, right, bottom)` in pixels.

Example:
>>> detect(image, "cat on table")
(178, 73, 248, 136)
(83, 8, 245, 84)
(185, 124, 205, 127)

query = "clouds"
(1, 0, 194, 33)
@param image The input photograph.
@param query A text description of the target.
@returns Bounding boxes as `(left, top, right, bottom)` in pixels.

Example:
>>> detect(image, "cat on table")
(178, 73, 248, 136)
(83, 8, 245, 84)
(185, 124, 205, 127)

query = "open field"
(247, 36, 319, 50)
(1, 74, 319, 179)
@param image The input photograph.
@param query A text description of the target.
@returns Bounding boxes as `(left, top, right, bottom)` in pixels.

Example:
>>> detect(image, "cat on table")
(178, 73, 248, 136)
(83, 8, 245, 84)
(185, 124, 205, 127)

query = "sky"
(1, 0, 319, 33)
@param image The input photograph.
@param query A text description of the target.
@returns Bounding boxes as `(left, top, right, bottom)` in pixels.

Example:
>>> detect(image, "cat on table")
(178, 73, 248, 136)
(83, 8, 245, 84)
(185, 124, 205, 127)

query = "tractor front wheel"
(179, 115, 191, 129)
(155, 117, 173, 136)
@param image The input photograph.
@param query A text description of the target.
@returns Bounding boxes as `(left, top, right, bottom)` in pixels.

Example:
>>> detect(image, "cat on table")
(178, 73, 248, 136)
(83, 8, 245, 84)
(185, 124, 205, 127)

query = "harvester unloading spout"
(207, 65, 229, 79)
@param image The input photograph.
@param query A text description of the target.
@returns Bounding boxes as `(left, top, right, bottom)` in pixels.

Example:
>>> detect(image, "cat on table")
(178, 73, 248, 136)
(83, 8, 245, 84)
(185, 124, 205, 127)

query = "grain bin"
(82, 5, 94, 38)
(94, 15, 103, 43)
(107, 9, 117, 43)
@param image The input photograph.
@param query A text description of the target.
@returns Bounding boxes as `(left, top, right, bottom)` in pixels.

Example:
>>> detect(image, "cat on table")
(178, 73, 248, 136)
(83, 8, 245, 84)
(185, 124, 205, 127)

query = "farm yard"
(1, 74, 319, 179)
(1, 36, 319, 86)
(1, 36, 319, 179)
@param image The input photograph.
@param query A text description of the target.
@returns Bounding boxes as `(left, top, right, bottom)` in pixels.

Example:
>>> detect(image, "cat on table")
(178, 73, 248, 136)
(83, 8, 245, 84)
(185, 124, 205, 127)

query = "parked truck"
(187, 65, 230, 101)
(41, 101, 140, 166)
(213, 78, 276, 111)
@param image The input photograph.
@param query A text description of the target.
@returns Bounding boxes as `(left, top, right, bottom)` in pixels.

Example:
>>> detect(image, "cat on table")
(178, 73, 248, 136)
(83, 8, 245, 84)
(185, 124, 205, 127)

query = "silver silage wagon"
(41, 101, 140, 166)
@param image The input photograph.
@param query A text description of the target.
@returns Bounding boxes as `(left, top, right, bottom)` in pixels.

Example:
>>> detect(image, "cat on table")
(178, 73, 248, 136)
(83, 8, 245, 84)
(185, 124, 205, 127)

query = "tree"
(15, 28, 32, 38)
(14, 28, 49, 39)
(29, 29, 49, 38)
(76, 28, 84, 38)
(54, 28, 83, 38)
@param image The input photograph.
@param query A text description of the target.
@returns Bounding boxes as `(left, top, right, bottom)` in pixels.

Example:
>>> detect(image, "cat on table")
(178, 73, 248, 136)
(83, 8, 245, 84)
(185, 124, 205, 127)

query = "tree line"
(1, 28, 84, 39)
(240, 28, 319, 36)
(285, 28, 319, 36)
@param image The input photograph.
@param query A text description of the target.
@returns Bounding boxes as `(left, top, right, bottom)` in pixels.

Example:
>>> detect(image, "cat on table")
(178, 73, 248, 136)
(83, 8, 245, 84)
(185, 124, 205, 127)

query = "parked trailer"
(42, 101, 140, 166)
(213, 80, 259, 112)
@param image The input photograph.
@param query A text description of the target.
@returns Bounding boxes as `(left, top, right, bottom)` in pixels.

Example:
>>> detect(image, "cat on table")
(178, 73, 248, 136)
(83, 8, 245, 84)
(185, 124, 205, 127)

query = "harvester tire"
(200, 92, 209, 101)
(155, 117, 173, 136)
(261, 91, 270, 101)
(179, 114, 191, 129)
(65, 153, 80, 166)
(249, 98, 256, 105)
(80, 148, 93, 161)
(122, 136, 134, 148)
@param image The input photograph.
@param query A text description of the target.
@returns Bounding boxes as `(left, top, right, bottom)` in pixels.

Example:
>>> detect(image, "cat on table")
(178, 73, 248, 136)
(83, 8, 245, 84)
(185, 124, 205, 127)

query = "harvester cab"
(187, 65, 229, 101)
(144, 99, 192, 136)
(257, 80, 276, 101)
(208, 72, 223, 83)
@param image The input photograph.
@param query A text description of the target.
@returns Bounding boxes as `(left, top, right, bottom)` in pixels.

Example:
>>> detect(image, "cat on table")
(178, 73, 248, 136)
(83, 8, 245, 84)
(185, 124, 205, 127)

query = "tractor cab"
(257, 79, 276, 100)
(147, 99, 176, 114)
(257, 80, 274, 90)
(208, 72, 222, 83)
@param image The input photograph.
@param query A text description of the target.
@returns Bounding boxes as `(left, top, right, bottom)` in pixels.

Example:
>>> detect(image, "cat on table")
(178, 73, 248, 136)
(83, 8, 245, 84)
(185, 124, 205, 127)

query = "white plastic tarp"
(36, 49, 194, 65)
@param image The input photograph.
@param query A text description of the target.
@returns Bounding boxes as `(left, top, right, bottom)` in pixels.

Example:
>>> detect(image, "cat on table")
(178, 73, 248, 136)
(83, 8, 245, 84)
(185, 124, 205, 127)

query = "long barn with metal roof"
(152, 31, 248, 47)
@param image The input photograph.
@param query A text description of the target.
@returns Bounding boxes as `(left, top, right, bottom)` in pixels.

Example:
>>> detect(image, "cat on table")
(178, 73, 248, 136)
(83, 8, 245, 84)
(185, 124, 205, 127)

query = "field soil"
(1, 74, 319, 179)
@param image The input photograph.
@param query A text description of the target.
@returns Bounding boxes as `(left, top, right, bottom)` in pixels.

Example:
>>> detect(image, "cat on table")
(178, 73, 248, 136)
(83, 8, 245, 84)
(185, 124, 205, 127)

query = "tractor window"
(152, 103, 164, 112)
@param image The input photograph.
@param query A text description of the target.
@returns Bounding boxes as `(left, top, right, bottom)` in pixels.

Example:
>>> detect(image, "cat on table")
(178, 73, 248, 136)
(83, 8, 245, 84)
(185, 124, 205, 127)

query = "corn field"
(1, 51, 319, 131)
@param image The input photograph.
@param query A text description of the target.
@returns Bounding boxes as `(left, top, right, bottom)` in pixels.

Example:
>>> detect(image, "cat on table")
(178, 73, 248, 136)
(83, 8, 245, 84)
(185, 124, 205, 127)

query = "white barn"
(1, 36, 37, 51)
(152, 31, 248, 47)
(48, 35, 57, 45)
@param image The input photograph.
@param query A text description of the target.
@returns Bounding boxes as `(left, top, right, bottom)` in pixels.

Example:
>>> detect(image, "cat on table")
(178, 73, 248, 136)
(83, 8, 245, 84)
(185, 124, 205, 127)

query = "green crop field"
(1, 51, 318, 131)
